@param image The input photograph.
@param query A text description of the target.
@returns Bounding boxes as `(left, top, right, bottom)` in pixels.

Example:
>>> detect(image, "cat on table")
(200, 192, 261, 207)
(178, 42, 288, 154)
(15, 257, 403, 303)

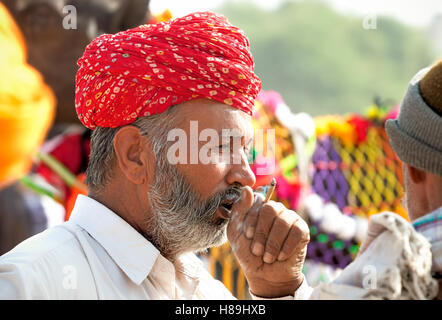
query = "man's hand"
(227, 186, 310, 298)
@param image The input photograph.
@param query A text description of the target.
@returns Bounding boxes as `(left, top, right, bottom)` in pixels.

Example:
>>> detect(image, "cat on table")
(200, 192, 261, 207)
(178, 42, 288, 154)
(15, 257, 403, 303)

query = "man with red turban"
(0, 12, 310, 300)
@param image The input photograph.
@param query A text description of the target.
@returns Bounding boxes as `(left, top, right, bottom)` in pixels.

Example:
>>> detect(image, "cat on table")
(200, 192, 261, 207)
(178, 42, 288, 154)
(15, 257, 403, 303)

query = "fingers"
(248, 201, 310, 264)
(250, 201, 285, 258)
(278, 214, 310, 261)
(262, 210, 299, 263)
(227, 186, 254, 242)
(243, 193, 265, 239)
(228, 187, 310, 265)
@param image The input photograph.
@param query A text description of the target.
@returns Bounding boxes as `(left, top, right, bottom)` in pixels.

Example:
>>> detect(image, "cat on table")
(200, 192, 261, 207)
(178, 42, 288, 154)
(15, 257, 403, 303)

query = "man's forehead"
(174, 99, 253, 136)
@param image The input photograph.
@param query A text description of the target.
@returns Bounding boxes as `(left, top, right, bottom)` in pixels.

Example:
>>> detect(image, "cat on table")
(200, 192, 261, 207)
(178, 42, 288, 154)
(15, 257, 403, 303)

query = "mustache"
(202, 184, 243, 217)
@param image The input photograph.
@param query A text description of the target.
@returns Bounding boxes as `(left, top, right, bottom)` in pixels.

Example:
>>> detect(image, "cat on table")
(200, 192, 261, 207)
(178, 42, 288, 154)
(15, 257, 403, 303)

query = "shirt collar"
(412, 206, 442, 232)
(412, 206, 442, 272)
(69, 195, 160, 285)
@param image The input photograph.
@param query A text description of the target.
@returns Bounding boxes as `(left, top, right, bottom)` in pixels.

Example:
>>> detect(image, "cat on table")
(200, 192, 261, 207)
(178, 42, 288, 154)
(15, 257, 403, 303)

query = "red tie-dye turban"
(75, 11, 262, 130)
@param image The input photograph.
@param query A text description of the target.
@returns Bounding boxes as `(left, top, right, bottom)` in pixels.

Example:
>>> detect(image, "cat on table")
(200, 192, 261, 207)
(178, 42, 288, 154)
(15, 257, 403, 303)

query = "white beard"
(142, 158, 238, 260)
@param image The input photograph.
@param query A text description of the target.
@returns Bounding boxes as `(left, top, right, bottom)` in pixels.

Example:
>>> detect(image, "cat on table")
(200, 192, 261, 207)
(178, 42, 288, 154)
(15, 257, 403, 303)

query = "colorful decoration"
(148, 9, 173, 24)
(0, 3, 55, 185)
(209, 89, 407, 295)
(64, 173, 88, 221)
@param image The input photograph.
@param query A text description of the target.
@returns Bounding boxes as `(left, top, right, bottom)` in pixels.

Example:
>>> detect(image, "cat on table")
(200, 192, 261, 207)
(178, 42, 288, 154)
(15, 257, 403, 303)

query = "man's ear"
(113, 126, 152, 185)
(406, 164, 427, 184)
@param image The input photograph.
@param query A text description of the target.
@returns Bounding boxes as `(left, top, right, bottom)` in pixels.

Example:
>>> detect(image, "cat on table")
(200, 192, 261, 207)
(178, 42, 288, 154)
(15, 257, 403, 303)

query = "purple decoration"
(306, 242, 317, 259)
(312, 137, 331, 162)
(306, 221, 359, 270)
(323, 250, 334, 265)
(326, 174, 337, 194)
(329, 141, 342, 163)
(311, 137, 350, 211)
(336, 195, 347, 211)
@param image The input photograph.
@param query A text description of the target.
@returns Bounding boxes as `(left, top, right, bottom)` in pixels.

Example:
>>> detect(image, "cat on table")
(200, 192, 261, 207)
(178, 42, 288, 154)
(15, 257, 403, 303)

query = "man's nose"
(226, 150, 256, 188)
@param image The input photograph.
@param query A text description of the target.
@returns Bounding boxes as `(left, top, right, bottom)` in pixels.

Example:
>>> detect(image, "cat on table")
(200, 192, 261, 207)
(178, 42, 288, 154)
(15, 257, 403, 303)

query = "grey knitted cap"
(385, 68, 442, 177)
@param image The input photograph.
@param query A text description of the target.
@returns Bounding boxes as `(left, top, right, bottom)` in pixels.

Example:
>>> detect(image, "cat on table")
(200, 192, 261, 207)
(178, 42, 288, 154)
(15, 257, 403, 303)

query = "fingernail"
(246, 227, 255, 239)
(263, 252, 274, 264)
(277, 252, 286, 261)
(252, 243, 264, 256)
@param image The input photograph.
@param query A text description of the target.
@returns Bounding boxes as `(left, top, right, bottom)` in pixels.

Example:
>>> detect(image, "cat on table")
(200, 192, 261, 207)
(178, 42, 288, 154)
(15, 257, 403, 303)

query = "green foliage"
(218, 0, 434, 115)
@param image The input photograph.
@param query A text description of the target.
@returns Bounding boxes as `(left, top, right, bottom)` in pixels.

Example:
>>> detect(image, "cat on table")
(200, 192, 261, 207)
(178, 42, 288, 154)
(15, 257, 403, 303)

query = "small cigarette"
(264, 178, 276, 202)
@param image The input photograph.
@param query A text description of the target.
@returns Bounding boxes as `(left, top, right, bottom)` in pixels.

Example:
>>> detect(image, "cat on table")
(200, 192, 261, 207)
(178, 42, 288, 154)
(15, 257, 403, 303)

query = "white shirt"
(0, 195, 235, 299)
(294, 211, 439, 300)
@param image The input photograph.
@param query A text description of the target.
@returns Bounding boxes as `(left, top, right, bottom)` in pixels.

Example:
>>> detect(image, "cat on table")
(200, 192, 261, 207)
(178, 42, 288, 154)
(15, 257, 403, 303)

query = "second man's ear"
(406, 164, 427, 184)
(113, 126, 152, 185)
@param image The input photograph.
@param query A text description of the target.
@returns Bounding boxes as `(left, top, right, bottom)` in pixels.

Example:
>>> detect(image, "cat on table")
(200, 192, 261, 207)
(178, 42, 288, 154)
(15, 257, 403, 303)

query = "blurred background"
(152, 0, 442, 115)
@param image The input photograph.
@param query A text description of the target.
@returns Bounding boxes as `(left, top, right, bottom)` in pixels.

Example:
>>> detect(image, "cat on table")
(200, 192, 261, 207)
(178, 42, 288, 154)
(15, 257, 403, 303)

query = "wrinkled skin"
(96, 99, 310, 298)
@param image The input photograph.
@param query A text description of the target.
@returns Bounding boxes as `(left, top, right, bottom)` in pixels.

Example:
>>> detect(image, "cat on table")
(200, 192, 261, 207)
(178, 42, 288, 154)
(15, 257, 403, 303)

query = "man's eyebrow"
(219, 131, 253, 148)
(219, 129, 243, 139)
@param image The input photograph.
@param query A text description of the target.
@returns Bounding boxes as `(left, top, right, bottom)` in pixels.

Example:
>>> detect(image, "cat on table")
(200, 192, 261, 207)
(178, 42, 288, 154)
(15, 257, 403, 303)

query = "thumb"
(227, 186, 254, 242)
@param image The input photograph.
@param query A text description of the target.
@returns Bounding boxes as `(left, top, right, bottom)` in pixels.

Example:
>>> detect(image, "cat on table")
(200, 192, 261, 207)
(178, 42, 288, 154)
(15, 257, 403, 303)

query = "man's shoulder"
(0, 221, 96, 299)
(0, 221, 83, 265)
